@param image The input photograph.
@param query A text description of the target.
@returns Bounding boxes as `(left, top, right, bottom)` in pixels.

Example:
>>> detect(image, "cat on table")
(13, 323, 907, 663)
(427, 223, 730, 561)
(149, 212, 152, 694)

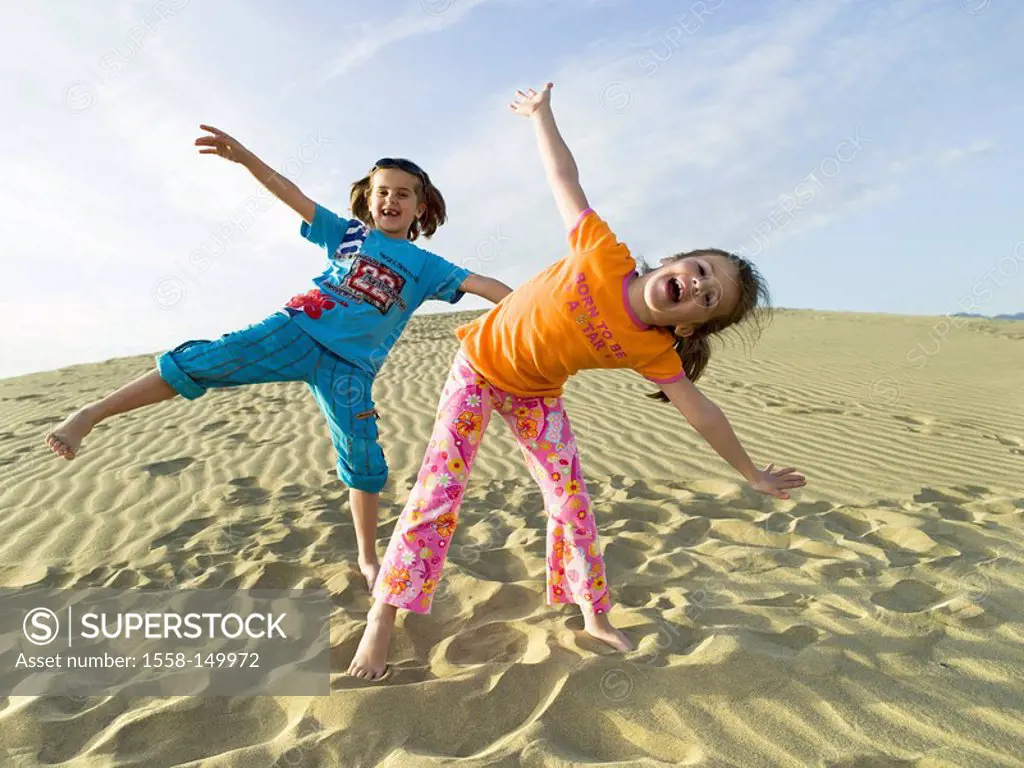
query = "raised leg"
(46, 312, 317, 460)
(46, 370, 176, 459)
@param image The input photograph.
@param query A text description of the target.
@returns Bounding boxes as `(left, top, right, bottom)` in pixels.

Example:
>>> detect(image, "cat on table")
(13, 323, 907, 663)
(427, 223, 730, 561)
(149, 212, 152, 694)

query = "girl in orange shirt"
(348, 83, 805, 680)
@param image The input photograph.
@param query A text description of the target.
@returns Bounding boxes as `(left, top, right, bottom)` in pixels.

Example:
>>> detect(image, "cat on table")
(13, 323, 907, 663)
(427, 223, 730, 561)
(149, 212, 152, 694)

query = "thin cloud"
(316, 0, 492, 85)
(937, 139, 995, 166)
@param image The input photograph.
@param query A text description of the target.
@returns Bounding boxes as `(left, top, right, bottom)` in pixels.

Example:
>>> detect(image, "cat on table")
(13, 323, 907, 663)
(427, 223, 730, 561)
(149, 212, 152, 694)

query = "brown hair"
(644, 248, 772, 400)
(348, 167, 448, 241)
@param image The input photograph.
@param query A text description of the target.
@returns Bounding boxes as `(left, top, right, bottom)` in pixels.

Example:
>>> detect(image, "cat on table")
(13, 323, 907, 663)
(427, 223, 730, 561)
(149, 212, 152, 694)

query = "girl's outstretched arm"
(196, 125, 317, 225)
(460, 273, 513, 304)
(659, 377, 806, 499)
(510, 83, 589, 230)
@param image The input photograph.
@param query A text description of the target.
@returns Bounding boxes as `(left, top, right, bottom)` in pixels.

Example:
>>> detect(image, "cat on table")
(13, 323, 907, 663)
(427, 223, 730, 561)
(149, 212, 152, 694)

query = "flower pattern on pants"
(374, 352, 612, 614)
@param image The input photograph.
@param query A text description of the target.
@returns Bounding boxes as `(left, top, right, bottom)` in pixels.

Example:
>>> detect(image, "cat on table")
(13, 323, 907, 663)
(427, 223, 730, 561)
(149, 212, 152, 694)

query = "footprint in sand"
(983, 433, 1022, 447)
(65, 564, 139, 589)
(817, 561, 872, 581)
(824, 755, 923, 768)
(674, 517, 711, 546)
(616, 584, 655, 607)
(620, 504, 673, 526)
(103, 567, 143, 589)
(893, 415, 930, 426)
(276, 484, 309, 502)
(960, 484, 992, 499)
(980, 433, 1024, 456)
(225, 432, 277, 447)
(141, 457, 196, 477)
(870, 579, 945, 612)
(484, 490, 507, 507)
(225, 477, 272, 507)
(457, 546, 530, 583)
(446, 624, 528, 665)
(152, 516, 217, 550)
(931, 501, 975, 523)
(222, 517, 264, 551)
(720, 379, 749, 391)
(750, 624, 819, 652)
(962, 496, 1023, 517)
(788, 500, 836, 518)
(249, 560, 309, 590)
(604, 539, 649, 571)
(789, 406, 845, 416)
(892, 414, 941, 434)
(466, 584, 541, 622)
(27, 415, 63, 426)
(761, 511, 793, 535)
(199, 420, 230, 433)
(914, 487, 970, 504)
(266, 527, 318, 557)
(745, 593, 812, 609)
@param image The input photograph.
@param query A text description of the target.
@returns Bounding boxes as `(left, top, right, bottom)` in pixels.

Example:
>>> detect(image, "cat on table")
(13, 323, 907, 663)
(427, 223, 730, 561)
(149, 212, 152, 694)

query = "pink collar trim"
(622, 272, 650, 330)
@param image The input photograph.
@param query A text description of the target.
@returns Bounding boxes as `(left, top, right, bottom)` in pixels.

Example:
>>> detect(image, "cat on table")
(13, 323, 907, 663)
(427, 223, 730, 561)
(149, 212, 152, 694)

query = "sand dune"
(0, 309, 1021, 767)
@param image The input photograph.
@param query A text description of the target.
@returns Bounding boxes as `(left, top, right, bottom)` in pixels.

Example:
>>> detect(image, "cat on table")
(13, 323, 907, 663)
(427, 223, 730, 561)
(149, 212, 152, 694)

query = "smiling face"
(368, 168, 426, 237)
(639, 251, 741, 335)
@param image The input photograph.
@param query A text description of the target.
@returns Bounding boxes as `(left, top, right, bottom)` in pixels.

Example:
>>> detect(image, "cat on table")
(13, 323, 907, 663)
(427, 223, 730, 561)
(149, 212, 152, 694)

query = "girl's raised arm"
(510, 83, 590, 230)
(196, 125, 317, 225)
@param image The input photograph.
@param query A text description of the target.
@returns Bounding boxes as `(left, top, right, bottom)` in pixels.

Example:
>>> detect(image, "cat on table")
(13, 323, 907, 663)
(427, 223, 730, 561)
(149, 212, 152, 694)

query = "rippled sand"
(1, 310, 1021, 767)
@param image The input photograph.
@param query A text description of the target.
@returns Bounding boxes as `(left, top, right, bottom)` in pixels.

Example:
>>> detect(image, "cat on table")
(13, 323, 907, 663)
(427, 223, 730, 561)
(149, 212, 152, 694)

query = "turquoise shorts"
(156, 312, 388, 493)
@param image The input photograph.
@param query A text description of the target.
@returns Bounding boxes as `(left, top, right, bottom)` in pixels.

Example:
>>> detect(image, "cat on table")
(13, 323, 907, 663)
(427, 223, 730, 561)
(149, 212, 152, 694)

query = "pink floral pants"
(374, 351, 611, 615)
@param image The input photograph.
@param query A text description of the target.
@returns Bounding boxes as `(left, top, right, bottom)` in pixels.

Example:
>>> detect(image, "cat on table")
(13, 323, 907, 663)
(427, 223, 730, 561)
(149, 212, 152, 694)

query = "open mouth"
(381, 208, 400, 219)
(667, 276, 684, 303)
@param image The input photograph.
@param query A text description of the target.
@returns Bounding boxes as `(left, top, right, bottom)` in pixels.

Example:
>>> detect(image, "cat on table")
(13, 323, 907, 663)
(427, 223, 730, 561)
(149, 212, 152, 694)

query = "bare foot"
(582, 607, 634, 652)
(46, 407, 99, 460)
(358, 558, 380, 592)
(347, 602, 397, 680)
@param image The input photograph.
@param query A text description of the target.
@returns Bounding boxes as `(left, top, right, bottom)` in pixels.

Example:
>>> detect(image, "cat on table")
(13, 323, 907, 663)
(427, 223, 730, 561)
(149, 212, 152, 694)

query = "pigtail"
(647, 333, 713, 401)
(349, 174, 374, 229)
(412, 182, 447, 240)
(679, 333, 712, 382)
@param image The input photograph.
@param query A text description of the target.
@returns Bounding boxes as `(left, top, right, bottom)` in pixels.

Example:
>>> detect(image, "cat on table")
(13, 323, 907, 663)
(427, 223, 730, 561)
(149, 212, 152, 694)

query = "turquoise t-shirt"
(284, 204, 470, 375)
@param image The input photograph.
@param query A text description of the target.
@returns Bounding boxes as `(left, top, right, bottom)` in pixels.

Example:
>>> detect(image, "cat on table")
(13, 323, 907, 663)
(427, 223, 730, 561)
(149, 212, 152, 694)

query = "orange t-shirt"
(454, 209, 685, 397)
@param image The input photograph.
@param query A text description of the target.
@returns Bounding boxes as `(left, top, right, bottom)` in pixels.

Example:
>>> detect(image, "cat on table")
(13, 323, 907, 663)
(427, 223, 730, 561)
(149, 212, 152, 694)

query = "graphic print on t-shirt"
(334, 220, 368, 260)
(310, 220, 409, 314)
(340, 256, 407, 314)
(567, 271, 627, 361)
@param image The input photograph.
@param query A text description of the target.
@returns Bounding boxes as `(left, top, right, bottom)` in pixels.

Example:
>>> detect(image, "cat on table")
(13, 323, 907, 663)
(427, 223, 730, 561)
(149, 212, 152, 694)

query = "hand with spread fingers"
(195, 124, 250, 163)
(509, 82, 553, 117)
(192, 124, 315, 223)
(748, 463, 806, 500)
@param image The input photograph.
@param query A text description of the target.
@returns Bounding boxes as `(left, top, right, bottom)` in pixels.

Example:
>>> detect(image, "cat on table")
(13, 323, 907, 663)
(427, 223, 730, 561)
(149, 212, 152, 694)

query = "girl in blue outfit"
(46, 125, 511, 589)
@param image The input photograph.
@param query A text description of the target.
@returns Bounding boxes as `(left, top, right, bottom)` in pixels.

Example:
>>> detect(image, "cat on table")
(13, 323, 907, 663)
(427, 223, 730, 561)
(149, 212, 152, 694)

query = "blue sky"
(1, 0, 1021, 378)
